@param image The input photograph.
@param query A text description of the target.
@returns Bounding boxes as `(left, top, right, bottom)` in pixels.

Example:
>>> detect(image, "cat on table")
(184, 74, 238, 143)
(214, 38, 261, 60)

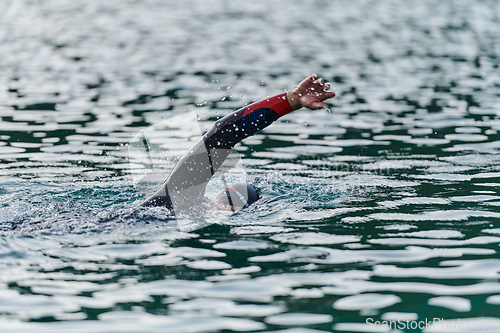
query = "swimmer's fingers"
(300, 84, 335, 109)
(309, 82, 336, 100)
(308, 75, 334, 94)
(291, 73, 336, 110)
(323, 90, 336, 99)
(300, 95, 328, 110)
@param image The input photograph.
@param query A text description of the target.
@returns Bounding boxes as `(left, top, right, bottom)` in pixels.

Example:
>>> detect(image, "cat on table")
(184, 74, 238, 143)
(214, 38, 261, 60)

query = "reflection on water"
(1, 0, 500, 331)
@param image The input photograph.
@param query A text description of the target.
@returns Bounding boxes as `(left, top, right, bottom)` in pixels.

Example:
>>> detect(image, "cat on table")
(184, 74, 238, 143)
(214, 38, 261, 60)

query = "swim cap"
(213, 183, 260, 208)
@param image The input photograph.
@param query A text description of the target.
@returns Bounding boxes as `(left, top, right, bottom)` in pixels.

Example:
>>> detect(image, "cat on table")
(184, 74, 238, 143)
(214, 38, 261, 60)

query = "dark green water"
(1, 0, 500, 332)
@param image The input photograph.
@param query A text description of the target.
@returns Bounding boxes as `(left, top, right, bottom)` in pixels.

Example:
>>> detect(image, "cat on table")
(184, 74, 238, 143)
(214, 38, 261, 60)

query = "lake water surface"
(1, 0, 500, 332)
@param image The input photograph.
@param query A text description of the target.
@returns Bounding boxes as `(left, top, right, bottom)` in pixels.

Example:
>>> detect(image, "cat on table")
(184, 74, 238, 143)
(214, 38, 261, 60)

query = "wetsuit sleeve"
(141, 93, 293, 208)
(201, 92, 293, 150)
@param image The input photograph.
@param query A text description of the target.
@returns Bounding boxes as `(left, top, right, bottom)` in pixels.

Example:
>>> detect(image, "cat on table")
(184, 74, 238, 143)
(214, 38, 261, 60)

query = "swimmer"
(141, 74, 336, 213)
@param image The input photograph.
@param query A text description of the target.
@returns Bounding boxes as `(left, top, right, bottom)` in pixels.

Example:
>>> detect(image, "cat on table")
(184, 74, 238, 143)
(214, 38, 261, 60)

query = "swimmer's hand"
(286, 74, 336, 110)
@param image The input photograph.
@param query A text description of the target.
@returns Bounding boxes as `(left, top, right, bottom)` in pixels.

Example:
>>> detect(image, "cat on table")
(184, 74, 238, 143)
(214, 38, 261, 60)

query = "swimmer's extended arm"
(141, 74, 335, 208)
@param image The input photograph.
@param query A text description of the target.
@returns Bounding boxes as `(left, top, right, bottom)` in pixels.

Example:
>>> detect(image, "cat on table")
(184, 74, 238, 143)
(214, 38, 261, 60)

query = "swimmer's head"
(213, 183, 260, 211)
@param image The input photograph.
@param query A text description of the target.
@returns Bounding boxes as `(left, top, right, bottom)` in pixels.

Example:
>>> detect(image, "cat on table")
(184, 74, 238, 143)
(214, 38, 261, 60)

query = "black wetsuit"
(141, 93, 294, 214)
